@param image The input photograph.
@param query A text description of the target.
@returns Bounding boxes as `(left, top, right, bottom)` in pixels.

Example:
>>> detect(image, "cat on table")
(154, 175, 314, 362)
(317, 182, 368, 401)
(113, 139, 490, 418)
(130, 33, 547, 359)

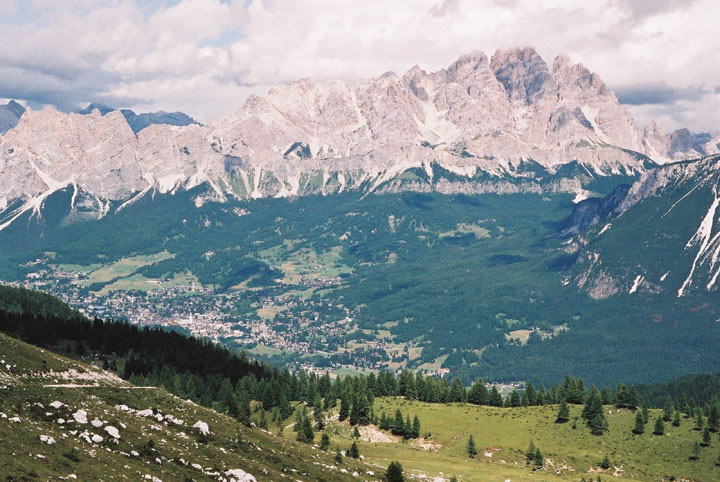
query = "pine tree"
(412, 415, 421, 439)
(348, 441, 359, 459)
(653, 416, 665, 436)
(339, 392, 350, 422)
(600, 455, 610, 469)
(590, 412, 607, 435)
(556, 400, 570, 423)
(391, 409, 405, 436)
(385, 461, 405, 482)
(466, 435, 478, 458)
(334, 448, 343, 464)
(403, 415, 412, 439)
(297, 412, 315, 444)
(633, 411, 645, 434)
(526, 440, 536, 464)
(489, 386, 503, 406)
(695, 407, 704, 431)
(467, 378, 489, 405)
(691, 441, 701, 460)
(641, 403, 649, 424)
(708, 400, 720, 432)
(352, 426, 360, 439)
(525, 381, 537, 405)
(379, 412, 389, 430)
(450, 378, 466, 403)
(534, 448, 543, 469)
(703, 426, 712, 446)
(663, 397, 674, 422)
(320, 433, 330, 451)
(673, 410, 681, 427)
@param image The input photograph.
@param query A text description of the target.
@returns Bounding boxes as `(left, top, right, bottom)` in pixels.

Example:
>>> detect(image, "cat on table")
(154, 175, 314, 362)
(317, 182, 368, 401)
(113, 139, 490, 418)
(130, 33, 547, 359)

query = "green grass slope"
(0, 333, 360, 481)
(304, 398, 720, 482)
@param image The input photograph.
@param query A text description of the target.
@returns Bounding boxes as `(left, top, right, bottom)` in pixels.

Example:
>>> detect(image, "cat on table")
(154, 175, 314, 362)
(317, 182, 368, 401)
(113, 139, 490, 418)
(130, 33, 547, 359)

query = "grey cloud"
(615, 85, 707, 106)
(615, 0, 700, 22)
(430, 0, 460, 17)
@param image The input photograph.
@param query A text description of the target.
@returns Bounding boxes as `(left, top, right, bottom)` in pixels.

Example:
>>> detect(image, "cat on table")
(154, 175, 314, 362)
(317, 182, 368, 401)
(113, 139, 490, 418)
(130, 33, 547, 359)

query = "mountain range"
(1, 47, 719, 228)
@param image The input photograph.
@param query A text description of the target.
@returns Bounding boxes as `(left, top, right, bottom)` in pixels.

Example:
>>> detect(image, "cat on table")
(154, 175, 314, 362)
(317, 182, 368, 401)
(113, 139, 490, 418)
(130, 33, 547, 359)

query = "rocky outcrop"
(77, 103, 200, 133)
(0, 47, 710, 226)
(0, 100, 25, 135)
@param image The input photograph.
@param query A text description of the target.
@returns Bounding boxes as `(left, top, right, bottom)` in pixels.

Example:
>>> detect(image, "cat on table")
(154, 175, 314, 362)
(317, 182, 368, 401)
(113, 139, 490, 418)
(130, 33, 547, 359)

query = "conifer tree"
(404, 415, 412, 439)
(466, 435, 477, 458)
(412, 415, 421, 439)
(352, 426, 360, 439)
(534, 448, 543, 468)
(525, 382, 537, 405)
(392, 409, 405, 436)
(663, 397, 674, 422)
(385, 461, 405, 482)
(633, 411, 645, 434)
(691, 441, 701, 460)
(379, 412, 389, 430)
(708, 400, 720, 432)
(489, 386, 503, 406)
(349, 441, 359, 459)
(450, 378, 466, 403)
(334, 448, 343, 464)
(695, 407, 704, 431)
(590, 412, 607, 435)
(600, 455, 610, 469)
(641, 403, 649, 424)
(526, 440, 536, 464)
(703, 426, 712, 446)
(320, 433, 330, 451)
(467, 378, 489, 405)
(653, 416, 665, 436)
(556, 400, 570, 423)
(673, 410, 681, 427)
(339, 392, 350, 422)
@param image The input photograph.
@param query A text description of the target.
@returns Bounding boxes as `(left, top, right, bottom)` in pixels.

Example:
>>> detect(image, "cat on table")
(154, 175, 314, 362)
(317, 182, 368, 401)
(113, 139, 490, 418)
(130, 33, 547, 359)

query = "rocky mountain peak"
(490, 47, 554, 104)
(1, 47, 717, 224)
(0, 100, 26, 135)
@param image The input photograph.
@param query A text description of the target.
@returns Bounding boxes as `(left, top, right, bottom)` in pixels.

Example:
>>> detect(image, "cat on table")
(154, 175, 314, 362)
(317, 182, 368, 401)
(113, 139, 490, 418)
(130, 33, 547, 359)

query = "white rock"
(72, 410, 88, 424)
(91, 419, 103, 428)
(104, 426, 120, 439)
(137, 409, 154, 418)
(117, 404, 130, 411)
(9, 416, 21, 423)
(225, 468, 257, 482)
(39, 434, 56, 445)
(192, 421, 210, 435)
(57, 418, 65, 424)
(131, 450, 140, 457)
(49, 401, 64, 409)
(91, 434, 103, 443)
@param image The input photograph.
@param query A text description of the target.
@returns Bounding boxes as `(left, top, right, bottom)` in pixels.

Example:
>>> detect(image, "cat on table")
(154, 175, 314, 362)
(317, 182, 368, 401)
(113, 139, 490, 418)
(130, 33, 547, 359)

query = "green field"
(301, 398, 720, 482)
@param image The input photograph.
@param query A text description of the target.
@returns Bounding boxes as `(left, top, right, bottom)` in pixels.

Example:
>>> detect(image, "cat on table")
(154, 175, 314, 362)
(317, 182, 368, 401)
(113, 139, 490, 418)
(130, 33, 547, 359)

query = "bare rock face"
(0, 47, 709, 224)
(0, 101, 25, 135)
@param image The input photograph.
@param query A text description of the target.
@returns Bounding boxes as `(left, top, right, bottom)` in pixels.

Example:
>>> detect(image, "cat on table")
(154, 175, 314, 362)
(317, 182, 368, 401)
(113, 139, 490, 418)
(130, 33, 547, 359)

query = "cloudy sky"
(1, 0, 718, 133)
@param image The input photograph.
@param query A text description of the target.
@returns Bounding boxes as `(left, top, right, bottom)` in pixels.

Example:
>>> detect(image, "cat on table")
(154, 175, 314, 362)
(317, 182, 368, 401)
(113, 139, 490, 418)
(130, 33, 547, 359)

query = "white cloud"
(0, 0, 717, 133)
